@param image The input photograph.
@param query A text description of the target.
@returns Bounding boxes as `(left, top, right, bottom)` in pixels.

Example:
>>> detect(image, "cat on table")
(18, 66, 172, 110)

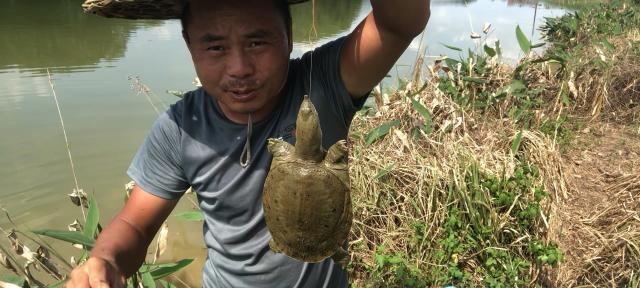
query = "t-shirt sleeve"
(127, 109, 189, 200)
(301, 36, 369, 124)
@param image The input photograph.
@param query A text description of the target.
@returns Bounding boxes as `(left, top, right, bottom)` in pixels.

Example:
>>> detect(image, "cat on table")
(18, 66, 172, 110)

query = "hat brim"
(82, 0, 310, 20)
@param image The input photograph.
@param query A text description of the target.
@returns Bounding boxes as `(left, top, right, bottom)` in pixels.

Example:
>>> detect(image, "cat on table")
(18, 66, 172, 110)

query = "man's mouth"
(226, 89, 258, 102)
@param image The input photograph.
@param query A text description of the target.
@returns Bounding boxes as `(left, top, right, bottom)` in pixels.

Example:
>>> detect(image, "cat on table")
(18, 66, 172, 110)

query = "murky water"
(0, 0, 581, 285)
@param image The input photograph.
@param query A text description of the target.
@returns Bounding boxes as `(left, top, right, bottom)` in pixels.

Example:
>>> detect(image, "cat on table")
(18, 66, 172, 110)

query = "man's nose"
(226, 49, 254, 79)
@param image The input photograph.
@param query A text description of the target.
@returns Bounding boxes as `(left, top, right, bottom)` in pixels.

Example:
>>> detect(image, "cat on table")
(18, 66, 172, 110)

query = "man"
(67, 0, 430, 287)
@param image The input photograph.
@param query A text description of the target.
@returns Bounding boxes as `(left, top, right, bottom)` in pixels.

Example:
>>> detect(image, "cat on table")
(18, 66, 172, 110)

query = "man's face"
(184, 0, 292, 123)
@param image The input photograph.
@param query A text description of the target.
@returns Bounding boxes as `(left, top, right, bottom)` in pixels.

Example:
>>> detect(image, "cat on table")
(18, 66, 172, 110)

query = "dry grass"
(555, 124, 640, 287)
(525, 28, 640, 123)
(347, 74, 567, 286)
(576, 175, 640, 286)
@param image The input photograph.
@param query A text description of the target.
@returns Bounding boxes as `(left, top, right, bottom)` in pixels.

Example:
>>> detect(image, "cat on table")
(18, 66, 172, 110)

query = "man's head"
(180, 0, 294, 124)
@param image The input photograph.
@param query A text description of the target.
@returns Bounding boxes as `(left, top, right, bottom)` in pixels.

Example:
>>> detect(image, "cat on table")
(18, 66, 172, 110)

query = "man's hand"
(341, 0, 431, 98)
(66, 257, 125, 288)
(64, 185, 179, 287)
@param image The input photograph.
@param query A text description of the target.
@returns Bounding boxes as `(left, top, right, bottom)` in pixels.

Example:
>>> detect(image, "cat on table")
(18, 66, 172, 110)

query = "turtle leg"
(325, 140, 348, 165)
(267, 138, 294, 158)
(331, 247, 349, 269)
(269, 239, 282, 254)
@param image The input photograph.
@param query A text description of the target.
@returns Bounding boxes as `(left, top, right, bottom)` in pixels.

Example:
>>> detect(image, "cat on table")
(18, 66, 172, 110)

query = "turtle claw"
(267, 138, 294, 158)
(269, 239, 281, 253)
(325, 140, 348, 165)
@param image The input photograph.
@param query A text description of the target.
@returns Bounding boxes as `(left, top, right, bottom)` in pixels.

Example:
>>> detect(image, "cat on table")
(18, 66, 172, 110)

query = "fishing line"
(240, 113, 253, 168)
(308, 0, 318, 97)
(47, 68, 86, 220)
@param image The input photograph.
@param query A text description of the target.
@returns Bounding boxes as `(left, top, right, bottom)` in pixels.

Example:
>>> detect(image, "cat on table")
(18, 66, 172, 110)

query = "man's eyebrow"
(245, 29, 274, 38)
(199, 33, 224, 43)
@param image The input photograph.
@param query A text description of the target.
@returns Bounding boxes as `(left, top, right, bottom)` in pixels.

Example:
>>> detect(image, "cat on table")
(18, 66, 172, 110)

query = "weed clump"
(347, 78, 566, 286)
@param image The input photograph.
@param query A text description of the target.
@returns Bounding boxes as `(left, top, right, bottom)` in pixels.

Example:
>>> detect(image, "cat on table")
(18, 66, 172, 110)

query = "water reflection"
(290, 0, 364, 42)
(0, 0, 161, 75)
(432, 0, 479, 4)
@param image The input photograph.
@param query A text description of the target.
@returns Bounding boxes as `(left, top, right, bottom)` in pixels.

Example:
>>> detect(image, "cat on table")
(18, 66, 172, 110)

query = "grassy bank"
(347, 0, 640, 286)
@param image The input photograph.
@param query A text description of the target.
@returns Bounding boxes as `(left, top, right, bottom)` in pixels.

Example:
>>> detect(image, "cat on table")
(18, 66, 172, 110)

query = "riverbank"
(347, 0, 639, 286)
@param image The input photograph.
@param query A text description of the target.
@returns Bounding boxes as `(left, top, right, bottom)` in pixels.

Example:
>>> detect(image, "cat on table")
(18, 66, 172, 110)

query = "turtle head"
(294, 95, 323, 162)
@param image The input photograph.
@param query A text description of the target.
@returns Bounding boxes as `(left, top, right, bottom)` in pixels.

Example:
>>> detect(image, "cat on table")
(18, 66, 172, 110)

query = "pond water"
(0, 0, 579, 285)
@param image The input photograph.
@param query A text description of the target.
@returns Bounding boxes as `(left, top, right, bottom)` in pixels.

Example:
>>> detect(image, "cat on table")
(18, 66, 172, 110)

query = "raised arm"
(340, 0, 431, 98)
(66, 186, 178, 287)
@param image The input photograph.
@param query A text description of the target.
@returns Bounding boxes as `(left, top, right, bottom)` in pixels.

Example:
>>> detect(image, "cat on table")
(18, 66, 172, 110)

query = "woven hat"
(82, 0, 310, 20)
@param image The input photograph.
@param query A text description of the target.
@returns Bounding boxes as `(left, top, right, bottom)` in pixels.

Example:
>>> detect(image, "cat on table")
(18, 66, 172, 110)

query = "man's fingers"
(65, 257, 125, 288)
(87, 258, 111, 288)
(66, 266, 90, 288)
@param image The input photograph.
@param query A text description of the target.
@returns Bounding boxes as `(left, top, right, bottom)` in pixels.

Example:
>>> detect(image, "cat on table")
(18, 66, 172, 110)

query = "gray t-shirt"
(127, 36, 366, 288)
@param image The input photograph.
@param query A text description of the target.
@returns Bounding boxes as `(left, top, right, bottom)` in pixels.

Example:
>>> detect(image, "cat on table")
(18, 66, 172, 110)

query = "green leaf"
(158, 280, 177, 288)
(365, 120, 401, 146)
(495, 40, 503, 57)
(0, 275, 27, 288)
(561, 91, 571, 106)
(444, 58, 461, 70)
(46, 279, 65, 288)
(600, 39, 615, 51)
(461, 76, 487, 84)
(531, 42, 545, 49)
(441, 43, 463, 52)
(515, 25, 531, 54)
(79, 249, 90, 262)
(511, 130, 524, 155)
(147, 259, 194, 280)
(410, 98, 433, 134)
(374, 163, 396, 180)
(31, 230, 94, 248)
(141, 271, 156, 288)
(484, 44, 497, 57)
(84, 195, 99, 239)
(496, 80, 526, 96)
(174, 211, 204, 222)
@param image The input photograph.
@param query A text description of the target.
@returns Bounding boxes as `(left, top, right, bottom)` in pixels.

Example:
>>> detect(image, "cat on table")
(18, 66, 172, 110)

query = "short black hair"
(181, 0, 292, 43)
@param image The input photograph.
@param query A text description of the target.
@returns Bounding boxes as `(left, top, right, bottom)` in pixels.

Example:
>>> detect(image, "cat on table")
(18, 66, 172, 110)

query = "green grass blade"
(365, 120, 401, 146)
(374, 163, 396, 180)
(441, 43, 463, 52)
(46, 279, 65, 288)
(158, 280, 177, 288)
(461, 76, 488, 84)
(31, 230, 94, 248)
(516, 25, 531, 54)
(84, 195, 99, 239)
(147, 259, 194, 280)
(0, 275, 27, 288)
(484, 44, 497, 57)
(511, 130, 524, 155)
(495, 40, 502, 57)
(174, 211, 204, 222)
(141, 270, 156, 288)
(531, 42, 545, 48)
(410, 98, 433, 134)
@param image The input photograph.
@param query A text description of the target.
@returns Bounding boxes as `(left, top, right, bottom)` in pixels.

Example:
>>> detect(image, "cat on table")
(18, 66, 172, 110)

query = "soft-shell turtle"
(263, 95, 352, 266)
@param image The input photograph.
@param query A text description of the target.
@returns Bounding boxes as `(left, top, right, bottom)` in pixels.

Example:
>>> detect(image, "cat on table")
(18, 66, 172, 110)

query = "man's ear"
(287, 26, 293, 53)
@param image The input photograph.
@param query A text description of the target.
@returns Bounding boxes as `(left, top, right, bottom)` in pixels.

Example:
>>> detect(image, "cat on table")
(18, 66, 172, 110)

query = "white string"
(240, 113, 253, 168)
(47, 69, 80, 193)
(308, 0, 318, 97)
(47, 69, 86, 220)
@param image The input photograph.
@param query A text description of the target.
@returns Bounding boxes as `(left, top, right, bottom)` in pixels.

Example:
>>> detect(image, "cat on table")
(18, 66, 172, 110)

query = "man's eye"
(249, 41, 265, 48)
(207, 46, 224, 52)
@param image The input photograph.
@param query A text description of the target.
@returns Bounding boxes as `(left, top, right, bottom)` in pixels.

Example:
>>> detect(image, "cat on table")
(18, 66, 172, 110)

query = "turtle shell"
(263, 157, 351, 262)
